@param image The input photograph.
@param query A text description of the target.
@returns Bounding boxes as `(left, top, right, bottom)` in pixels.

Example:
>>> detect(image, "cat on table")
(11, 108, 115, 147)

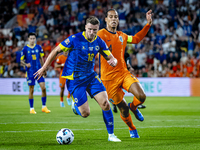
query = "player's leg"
(128, 82, 146, 121)
(60, 87, 65, 107)
(29, 85, 36, 114)
(94, 91, 121, 142)
(38, 77, 50, 113)
(27, 77, 36, 114)
(71, 88, 90, 118)
(122, 72, 145, 121)
(66, 91, 71, 106)
(59, 77, 65, 107)
(116, 98, 139, 138)
(88, 76, 121, 142)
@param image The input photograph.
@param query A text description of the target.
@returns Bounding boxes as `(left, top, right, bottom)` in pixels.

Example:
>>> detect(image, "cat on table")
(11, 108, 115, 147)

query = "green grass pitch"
(0, 95, 200, 150)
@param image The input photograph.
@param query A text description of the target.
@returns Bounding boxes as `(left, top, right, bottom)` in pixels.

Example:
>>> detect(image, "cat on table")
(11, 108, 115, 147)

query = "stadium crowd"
(0, 0, 200, 78)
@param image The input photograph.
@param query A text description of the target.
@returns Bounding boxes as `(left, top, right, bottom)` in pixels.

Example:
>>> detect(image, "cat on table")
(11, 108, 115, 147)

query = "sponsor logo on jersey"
(95, 46, 100, 51)
(27, 80, 32, 83)
(65, 38, 70, 45)
(89, 47, 93, 51)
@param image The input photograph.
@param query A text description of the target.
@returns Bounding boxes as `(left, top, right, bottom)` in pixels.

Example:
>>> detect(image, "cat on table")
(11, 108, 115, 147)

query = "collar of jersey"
(82, 31, 97, 43)
(105, 28, 116, 34)
(27, 44, 36, 49)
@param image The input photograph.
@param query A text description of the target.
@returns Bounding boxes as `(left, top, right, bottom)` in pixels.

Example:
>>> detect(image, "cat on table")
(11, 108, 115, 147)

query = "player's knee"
(119, 105, 129, 117)
(81, 111, 90, 118)
(101, 100, 110, 111)
(41, 87, 46, 93)
(138, 93, 146, 103)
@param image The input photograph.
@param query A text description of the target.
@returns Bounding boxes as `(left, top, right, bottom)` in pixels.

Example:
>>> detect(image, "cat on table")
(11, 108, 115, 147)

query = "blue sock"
(102, 108, 114, 134)
(41, 97, 46, 106)
(29, 99, 34, 108)
(74, 105, 82, 116)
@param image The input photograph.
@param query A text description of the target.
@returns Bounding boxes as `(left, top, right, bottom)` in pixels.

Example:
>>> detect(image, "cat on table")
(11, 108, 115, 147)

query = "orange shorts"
(102, 70, 139, 105)
(59, 77, 66, 88)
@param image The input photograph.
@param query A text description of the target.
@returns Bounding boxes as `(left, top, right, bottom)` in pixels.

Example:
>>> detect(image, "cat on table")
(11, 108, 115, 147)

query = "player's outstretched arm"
(146, 10, 153, 25)
(34, 45, 62, 80)
(106, 53, 117, 67)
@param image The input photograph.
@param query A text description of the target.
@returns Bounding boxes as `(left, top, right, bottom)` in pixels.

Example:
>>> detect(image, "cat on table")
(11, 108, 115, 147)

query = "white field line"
(1, 125, 200, 133)
(0, 119, 199, 125)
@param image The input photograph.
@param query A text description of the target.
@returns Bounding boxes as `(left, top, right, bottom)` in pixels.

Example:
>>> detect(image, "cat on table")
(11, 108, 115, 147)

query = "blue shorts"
(26, 76, 45, 86)
(67, 73, 106, 107)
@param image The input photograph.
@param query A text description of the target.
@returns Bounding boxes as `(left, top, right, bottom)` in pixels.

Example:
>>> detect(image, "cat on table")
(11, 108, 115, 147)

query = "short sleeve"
(59, 36, 73, 52)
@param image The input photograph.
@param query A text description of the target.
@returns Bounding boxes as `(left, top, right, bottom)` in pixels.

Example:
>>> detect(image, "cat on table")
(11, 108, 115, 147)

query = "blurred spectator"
(0, 0, 199, 78)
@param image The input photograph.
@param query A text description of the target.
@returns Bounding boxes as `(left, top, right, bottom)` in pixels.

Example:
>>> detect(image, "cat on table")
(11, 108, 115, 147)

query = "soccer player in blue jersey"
(21, 32, 51, 114)
(34, 16, 121, 142)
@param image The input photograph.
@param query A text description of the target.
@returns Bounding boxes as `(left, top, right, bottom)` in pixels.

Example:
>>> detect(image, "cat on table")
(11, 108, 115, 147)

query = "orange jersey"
(56, 55, 67, 77)
(97, 24, 150, 80)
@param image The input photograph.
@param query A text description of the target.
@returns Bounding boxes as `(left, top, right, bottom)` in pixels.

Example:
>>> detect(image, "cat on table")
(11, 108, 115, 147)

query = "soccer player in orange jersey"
(55, 51, 71, 107)
(97, 9, 153, 138)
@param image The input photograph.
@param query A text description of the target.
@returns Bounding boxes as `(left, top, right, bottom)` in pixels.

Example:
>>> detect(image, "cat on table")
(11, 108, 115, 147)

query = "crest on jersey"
(72, 35, 75, 38)
(119, 36, 123, 42)
(65, 38, 70, 45)
(95, 46, 100, 51)
(75, 98, 78, 103)
(89, 47, 93, 51)
(32, 50, 34, 53)
(36, 49, 38, 53)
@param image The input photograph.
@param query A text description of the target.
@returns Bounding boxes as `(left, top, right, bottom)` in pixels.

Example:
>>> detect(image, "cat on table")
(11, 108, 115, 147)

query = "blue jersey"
(59, 31, 111, 80)
(21, 44, 44, 77)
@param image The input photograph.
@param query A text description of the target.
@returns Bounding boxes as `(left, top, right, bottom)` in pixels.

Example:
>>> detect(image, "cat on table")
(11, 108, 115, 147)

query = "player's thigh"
(102, 79, 124, 105)
(122, 71, 139, 92)
(129, 82, 146, 101)
(38, 77, 45, 90)
(59, 77, 66, 88)
(94, 91, 109, 109)
(71, 85, 88, 108)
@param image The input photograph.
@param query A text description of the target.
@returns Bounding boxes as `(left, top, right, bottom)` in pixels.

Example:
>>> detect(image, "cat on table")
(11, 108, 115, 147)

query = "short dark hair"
(106, 8, 117, 17)
(28, 32, 37, 38)
(86, 16, 100, 25)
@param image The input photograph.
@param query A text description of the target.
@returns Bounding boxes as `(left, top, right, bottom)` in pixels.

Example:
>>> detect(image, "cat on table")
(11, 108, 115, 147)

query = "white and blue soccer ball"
(56, 128, 74, 145)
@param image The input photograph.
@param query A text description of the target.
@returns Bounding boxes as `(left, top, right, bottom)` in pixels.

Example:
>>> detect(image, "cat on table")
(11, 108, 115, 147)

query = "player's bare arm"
(34, 45, 62, 79)
(55, 63, 64, 68)
(20, 59, 31, 68)
(146, 10, 153, 25)
(39, 57, 47, 77)
(105, 53, 117, 67)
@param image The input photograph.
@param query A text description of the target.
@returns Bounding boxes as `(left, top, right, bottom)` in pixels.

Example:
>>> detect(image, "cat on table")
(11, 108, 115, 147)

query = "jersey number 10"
(88, 53, 94, 61)
(32, 54, 36, 60)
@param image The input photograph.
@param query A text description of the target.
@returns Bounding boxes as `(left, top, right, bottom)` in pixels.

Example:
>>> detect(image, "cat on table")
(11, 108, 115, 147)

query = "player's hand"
(34, 67, 46, 80)
(107, 58, 117, 67)
(146, 10, 153, 25)
(26, 63, 31, 68)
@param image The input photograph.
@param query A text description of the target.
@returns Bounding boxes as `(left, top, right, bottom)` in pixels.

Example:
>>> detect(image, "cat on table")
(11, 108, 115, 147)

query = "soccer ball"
(56, 128, 74, 145)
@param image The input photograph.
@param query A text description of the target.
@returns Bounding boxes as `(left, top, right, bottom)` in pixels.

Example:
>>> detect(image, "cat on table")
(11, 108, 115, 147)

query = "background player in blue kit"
(34, 16, 121, 142)
(21, 32, 51, 114)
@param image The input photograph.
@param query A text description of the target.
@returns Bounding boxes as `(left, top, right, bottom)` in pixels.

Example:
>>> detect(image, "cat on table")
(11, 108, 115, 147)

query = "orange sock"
(130, 97, 143, 111)
(60, 97, 63, 102)
(67, 93, 70, 99)
(120, 113, 136, 131)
